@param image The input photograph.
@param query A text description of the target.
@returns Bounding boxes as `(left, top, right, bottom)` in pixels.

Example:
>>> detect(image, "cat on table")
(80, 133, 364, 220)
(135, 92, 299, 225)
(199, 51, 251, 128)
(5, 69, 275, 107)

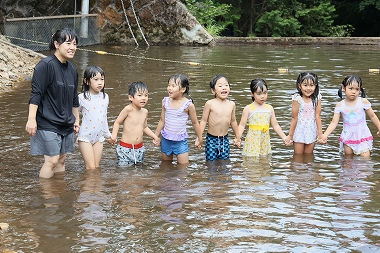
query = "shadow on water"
(1, 44, 380, 252)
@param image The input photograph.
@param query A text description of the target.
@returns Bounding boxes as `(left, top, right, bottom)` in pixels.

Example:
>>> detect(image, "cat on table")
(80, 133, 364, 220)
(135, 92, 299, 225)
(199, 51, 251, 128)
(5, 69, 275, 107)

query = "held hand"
(73, 122, 80, 134)
(153, 137, 161, 146)
(110, 135, 117, 145)
(195, 137, 202, 149)
(377, 130, 380, 137)
(317, 134, 328, 144)
(106, 137, 115, 145)
(284, 136, 292, 146)
(234, 138, 241, 148)
(25, 118, 37, 136)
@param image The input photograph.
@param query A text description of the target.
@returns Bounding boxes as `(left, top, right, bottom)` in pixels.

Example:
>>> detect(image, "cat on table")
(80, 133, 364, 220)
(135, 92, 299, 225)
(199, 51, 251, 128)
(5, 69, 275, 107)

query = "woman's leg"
(40, 154, 60, 178)
(54, 154, 67, 173)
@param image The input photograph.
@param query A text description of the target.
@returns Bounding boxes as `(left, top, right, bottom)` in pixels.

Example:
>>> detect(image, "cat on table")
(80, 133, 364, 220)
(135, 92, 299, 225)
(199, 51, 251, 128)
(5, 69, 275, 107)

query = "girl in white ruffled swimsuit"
(285, 72, 323, 154)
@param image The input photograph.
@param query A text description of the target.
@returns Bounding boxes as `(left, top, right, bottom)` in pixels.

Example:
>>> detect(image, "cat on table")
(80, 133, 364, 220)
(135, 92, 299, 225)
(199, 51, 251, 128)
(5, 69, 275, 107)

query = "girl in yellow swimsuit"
(238, 78, 290, 156)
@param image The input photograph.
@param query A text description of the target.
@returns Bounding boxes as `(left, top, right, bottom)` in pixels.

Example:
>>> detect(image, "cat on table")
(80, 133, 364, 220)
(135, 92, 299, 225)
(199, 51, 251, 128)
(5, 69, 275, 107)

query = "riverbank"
(0, 36, 44, 93)
(213, 36, 380, 45)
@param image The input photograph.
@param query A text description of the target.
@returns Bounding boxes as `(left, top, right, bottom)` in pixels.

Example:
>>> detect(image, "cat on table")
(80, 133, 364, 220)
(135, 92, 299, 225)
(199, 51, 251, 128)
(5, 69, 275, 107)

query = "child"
(320, 75, 380, 157)
(238, 78, 289, 157)
(112, 82, 160, 166)
(197, 74, 241, 161)
(77, 66, 113, 170)
(155, 74, 203, 164)
(285, 72, 322, 154)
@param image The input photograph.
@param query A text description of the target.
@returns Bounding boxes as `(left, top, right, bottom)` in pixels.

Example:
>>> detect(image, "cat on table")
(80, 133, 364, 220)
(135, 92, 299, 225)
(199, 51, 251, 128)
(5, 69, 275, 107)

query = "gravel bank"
(0, 36, 44, 93)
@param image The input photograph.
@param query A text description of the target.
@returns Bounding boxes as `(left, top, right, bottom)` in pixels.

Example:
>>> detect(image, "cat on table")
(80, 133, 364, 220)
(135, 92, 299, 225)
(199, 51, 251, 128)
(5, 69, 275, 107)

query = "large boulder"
(0, 0, 213, 45)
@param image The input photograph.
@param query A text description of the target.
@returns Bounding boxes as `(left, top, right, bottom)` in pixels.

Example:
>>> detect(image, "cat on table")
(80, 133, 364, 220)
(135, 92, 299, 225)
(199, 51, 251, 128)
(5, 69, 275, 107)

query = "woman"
(25, 27, 80, 178)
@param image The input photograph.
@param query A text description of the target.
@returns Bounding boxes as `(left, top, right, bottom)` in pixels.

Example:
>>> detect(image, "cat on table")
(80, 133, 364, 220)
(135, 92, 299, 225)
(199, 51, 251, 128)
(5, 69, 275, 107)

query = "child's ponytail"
(188, 93, 194, 104)
(360, 87, 366, 98)
(338, 85, 343, 98)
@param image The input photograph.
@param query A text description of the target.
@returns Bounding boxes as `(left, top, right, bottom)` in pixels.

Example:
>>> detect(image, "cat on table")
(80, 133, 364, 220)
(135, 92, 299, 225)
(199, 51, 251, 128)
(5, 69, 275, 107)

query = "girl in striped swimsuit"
(155, 74, 203, 164)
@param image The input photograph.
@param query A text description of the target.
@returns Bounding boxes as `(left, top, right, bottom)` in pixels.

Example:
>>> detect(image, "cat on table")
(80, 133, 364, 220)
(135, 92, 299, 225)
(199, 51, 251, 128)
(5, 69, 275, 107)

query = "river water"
(1, 44, 380, 252)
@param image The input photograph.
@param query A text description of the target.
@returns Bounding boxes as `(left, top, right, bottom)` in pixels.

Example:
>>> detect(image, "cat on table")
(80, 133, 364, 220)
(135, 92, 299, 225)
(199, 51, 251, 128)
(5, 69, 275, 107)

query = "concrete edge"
(212, 37, 380, 46)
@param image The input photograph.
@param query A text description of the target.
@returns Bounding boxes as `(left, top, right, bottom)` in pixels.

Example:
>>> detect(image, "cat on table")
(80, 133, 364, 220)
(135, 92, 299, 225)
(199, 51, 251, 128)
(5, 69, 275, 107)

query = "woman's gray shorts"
(30, 130, 74, 156)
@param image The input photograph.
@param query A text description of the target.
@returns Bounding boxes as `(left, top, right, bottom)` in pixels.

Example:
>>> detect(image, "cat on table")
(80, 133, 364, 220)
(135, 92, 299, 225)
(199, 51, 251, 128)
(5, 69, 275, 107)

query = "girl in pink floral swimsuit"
(320, 75, 380, 157)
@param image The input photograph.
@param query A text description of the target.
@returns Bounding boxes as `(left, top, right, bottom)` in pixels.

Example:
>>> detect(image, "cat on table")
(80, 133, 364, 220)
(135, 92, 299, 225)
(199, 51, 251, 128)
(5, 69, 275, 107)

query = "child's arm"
(111, 106, 129, 144)
(199, 101, 211, 134)
(188, 103, 203, 148)
(197, 101, 211, 146)
(103, 97, 113, 144)
(230, 102, 241, 147)
(238, 105, 249, 138)
(154, 99, 165, 137)
(364, 99, 380, 137)
(315, 99, 323, 141)
(270, 106, 287, 143)
(320, 105, 341, 143)
(285, 100, 299, 144)
(143, 113, 160, 146)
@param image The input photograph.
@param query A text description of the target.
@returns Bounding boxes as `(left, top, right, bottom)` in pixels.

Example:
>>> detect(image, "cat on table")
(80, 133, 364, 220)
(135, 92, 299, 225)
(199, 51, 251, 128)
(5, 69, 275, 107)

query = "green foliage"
(254, 1, 348, 37)
(328, 24, 355, 37)
(182, 0, 359, 37)
(182, 0, 240, 36)
(255, 10, 302, 37)
(359, 0, 380, 10)
(297, 2, 336, 36)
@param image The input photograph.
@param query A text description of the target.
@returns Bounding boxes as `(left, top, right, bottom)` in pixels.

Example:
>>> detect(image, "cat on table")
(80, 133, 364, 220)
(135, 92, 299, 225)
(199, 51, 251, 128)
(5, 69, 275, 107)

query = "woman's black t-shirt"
(29, 54, 79, 135)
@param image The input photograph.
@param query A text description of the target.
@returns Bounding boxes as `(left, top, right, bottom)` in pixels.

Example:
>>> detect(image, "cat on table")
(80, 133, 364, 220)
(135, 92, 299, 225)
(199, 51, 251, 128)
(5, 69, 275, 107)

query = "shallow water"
(1, 44, 380, 252)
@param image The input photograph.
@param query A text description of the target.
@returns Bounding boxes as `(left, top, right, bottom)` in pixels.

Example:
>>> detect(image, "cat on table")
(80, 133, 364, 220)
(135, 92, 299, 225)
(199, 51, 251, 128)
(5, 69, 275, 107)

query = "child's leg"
(343, 144, 371, 158)
(343, 144, 354, 156)
(293, 142, 305, 154)
(359, 151, 370, 158)
(92, 141, 104, 168)
(161, 153, 174, 161)
(79, 141, 98, 170)
(303, 143, 316, 154)
(176, 152, 189, 164)
(293, 142, 315, 154)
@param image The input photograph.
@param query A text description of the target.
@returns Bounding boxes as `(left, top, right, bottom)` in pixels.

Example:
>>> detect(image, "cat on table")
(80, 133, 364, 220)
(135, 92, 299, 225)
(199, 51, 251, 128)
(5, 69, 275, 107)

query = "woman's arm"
(25, 104, 38, 136)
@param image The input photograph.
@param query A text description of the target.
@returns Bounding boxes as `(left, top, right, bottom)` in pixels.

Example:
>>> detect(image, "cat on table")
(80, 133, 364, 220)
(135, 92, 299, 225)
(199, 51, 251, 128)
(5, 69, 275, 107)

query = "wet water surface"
(1, 44, 380, 252)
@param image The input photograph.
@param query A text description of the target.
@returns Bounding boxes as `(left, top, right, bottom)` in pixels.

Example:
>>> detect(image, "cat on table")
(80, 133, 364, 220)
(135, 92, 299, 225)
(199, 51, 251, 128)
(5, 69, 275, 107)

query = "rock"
(0, 222, 9, 230)
(2, 250, 18, 253)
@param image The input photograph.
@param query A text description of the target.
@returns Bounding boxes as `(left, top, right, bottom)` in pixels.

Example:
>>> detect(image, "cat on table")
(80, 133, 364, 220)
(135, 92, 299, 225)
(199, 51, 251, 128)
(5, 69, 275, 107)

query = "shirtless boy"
(197, 74, 241, 161)
(111, 82, 160, 166)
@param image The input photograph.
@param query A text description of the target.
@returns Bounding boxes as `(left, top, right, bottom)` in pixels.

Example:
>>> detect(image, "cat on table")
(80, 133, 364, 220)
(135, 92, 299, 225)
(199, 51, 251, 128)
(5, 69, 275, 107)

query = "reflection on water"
(1, 45, 380, 252)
